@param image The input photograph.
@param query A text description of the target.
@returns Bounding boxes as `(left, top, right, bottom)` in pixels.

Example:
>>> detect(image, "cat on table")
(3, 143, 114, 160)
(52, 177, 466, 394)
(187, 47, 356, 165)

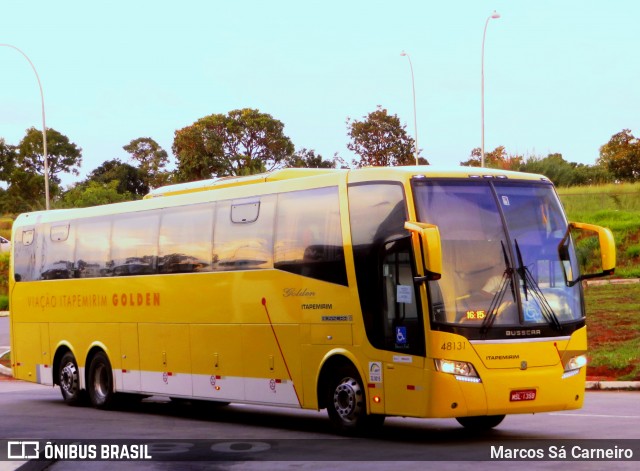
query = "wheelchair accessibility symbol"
(396, 326, 407, 345)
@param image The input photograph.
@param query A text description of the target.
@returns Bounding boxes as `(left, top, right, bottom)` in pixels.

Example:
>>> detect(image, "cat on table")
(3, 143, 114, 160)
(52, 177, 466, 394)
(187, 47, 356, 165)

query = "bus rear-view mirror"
(404, 221, 442, 281)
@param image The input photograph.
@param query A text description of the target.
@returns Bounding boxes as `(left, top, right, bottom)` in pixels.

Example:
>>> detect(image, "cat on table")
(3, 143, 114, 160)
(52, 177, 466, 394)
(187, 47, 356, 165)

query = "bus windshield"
(413, 179, 582, 331)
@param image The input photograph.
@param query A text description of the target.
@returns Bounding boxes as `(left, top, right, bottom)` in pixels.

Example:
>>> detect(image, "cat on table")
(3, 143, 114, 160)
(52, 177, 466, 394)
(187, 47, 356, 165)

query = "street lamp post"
(400, 51, 419, 165)
(1, 43, 50, 210)
(481, 11, 500, 168)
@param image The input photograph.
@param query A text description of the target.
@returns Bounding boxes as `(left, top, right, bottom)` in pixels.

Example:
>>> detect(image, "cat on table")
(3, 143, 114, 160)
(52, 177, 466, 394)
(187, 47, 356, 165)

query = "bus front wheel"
(88, 351, 115, 409)
(59, 351, 83, 406)
(456, 414, 505, 430)
(326, 366, 384, 434)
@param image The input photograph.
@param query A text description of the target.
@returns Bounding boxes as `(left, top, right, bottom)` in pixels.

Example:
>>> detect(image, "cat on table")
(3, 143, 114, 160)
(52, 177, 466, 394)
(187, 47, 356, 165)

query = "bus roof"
(13, 166, 550, 229)
(145, 165, 549, 198)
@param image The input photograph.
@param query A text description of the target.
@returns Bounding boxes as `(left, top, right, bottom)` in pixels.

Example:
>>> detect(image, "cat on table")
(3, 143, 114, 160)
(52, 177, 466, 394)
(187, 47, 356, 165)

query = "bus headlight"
(434, 359, 482, 383)
(562, 354, 587, 379)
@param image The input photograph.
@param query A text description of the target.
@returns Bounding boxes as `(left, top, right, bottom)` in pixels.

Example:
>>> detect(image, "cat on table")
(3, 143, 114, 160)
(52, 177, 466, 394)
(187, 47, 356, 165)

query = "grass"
(557, 184, 640, 278)
(584, 283, 640, 381)
(0, 217, 12, 242)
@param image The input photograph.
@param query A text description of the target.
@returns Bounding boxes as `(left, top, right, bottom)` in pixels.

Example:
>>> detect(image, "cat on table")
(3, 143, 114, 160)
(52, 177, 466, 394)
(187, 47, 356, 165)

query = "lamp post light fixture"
(400, 50, 419, 165)
(1, 43, 50, 210)
(481, 10, 500, 168)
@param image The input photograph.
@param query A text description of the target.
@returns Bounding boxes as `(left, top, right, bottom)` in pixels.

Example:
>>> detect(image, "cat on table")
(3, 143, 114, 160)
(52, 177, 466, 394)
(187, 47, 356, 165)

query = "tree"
(18, 127, 82, 183)
(59, 181, 132, 208)
(285, 148, 335, 169)
(123, 137, 170, 189)
(87, 159, 149, 198)
(0, 138, 17, 183)
(346, 106, 424, 167)
(461, 146, 523, 170)
(0, 168, 50, 213)
(173, 108, 295, 182)
(598, 129, 640, 182)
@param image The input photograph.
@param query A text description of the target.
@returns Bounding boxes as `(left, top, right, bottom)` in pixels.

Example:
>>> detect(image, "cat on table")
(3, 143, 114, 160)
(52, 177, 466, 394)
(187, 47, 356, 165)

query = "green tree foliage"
(173, 108, 295, 182)
(346, 106, 423, 167)
(0, 168, 51, 213)
(0, 138, 17, 183)
(598, 129, 640, 182)
(18, 127, 82, 183)
(521, 153, 613, 187)
(59, 181, 132, 208)
(123, 137, 170, 188)
(87, 159, 149, 198)
(461, 146, 523, 170)
(285, 148, 335, 169)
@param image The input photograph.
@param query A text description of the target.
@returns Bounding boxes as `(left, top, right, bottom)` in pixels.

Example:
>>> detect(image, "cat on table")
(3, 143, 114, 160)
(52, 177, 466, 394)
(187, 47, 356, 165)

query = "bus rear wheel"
(456, 414, 505, 430)
(326, 366, 384, 434)
(59, 352, 83, 406)
(88, 351, 115, 409)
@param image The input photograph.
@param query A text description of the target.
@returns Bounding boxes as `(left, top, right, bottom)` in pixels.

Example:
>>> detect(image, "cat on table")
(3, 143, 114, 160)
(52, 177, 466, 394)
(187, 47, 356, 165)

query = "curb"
(0, 311, 8, 317)
(586, 381, 640, 390)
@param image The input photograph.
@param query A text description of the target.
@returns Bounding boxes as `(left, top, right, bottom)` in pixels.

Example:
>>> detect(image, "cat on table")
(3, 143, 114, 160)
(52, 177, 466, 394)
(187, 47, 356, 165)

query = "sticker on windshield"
(523, 299, 543, 322)
(502, 195, 510, 206)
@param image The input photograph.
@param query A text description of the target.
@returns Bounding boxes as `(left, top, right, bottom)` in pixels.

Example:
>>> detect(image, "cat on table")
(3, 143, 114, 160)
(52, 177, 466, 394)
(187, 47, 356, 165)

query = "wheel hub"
(61, 363, 78, 393)
(333, 377, 363, 422)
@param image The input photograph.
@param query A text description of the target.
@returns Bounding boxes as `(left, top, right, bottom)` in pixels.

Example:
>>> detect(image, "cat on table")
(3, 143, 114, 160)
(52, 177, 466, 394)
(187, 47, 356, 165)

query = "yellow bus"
(9, 166, 615, 433)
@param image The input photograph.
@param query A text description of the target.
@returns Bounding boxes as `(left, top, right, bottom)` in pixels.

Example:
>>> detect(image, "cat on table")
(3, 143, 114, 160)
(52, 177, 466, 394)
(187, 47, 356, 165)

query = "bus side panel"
(119, 323, 141, 392)
(11, 323, 45, 383)
(241, 324, 301, 407)
(138, 323, 192, 397)
(190, 324, 245, 402)
(40, 323, 53, 385)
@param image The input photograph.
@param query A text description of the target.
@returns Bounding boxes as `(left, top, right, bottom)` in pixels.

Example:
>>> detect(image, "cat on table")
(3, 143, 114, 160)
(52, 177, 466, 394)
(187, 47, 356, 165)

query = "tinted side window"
(41, 223, 75, 280)
(274, 187, 347, 286)
(159, 204, 215, 273)
(111, 212, 160, 276)
(75, 218, 112, 278)
(13, 228, 36, 282)
(213, 196, 275, 270)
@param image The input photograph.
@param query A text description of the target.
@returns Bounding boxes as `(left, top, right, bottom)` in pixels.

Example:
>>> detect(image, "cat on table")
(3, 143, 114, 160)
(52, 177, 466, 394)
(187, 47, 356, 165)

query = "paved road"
(0, 379, 638, 470)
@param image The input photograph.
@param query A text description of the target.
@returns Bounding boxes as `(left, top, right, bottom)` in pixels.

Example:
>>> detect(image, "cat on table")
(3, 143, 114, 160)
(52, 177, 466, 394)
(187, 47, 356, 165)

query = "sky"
(1, 0, 639, 187)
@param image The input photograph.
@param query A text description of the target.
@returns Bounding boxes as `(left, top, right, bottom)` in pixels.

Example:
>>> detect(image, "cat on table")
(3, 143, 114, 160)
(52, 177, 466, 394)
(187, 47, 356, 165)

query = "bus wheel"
(456, 414, 505, 430)
(326, 367, 383, 434)
(59, 352, 83, 406)
(88, 351, 115, 409)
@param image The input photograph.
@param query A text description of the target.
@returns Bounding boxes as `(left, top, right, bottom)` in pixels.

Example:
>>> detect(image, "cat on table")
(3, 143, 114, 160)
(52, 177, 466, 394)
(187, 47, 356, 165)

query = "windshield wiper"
(514, 239, 563, 332)
(480, 242, 514, 337)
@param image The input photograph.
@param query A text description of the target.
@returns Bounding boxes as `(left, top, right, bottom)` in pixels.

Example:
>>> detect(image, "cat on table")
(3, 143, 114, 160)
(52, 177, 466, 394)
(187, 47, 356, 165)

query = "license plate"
(510, 389, 536, 402)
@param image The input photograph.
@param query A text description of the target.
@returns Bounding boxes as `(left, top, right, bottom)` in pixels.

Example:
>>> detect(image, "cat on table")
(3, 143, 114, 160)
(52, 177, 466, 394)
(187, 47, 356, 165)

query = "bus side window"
(13, 228, 36, 281)
(274, 187, 347, 286)
(158, 204, 215, 274)
(75, 218, 112, 278)
(110, 212, 160, 276)
(213, 196, 275, 271)
(41, 223, 75, 280)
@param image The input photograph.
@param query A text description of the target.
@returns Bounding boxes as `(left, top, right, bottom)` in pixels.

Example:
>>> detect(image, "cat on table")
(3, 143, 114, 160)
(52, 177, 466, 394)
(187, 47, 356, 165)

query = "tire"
(58, 351, 84, 406)
(456, 414, 505, 430)
(87, 351, 115, 409)
(326, 366, 384, 435)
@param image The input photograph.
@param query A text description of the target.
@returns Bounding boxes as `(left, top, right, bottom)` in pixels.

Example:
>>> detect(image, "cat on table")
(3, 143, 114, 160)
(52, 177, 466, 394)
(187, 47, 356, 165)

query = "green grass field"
(558, 183, 640, 278)
(584, 282, 640, 380)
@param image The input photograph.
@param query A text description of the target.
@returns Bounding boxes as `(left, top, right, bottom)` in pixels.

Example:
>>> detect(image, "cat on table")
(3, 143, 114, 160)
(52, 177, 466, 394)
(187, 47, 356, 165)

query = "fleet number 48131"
(440, 341, 466, 351)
